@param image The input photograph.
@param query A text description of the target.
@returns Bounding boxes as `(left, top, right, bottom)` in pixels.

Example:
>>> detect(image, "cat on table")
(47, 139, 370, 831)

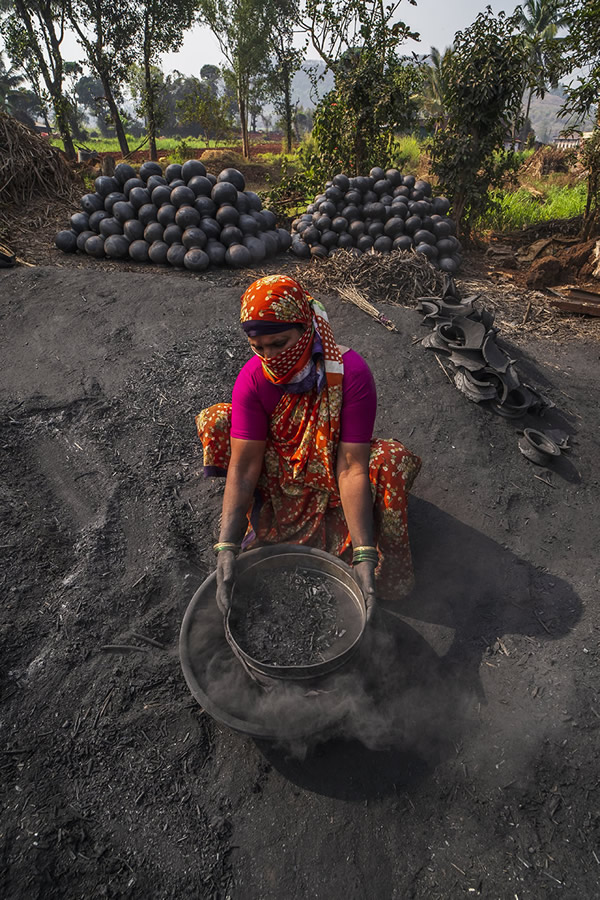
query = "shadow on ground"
(259, 497, 582, 800)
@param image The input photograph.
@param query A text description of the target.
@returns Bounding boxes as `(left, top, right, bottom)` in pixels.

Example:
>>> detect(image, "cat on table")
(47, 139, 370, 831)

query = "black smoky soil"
(1, 261, 599, 900)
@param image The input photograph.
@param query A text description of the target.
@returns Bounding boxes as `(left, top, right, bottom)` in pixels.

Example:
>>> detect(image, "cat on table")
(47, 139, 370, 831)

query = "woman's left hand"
(353, 560, 377, 623)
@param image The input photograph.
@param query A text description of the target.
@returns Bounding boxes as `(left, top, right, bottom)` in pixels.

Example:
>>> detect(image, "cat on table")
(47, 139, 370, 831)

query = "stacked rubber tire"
(291, 167, 461, 272)
(55, 160, 291, 271)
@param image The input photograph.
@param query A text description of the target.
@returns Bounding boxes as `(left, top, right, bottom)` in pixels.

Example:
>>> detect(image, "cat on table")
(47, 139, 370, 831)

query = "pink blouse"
(231, 349, 377, 443)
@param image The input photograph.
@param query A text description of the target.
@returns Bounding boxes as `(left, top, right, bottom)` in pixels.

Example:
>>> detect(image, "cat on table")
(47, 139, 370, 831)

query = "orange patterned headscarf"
(240, 275, 343, 390)
(239, 274, 344, 509)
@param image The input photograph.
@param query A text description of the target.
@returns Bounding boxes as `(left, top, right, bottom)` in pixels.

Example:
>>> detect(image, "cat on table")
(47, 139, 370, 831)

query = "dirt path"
(1, 260, 599, 899)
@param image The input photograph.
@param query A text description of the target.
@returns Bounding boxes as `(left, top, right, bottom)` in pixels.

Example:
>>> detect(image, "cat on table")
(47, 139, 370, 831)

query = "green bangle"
(352, 548, 379, 565)
(213, 541, 240, 554)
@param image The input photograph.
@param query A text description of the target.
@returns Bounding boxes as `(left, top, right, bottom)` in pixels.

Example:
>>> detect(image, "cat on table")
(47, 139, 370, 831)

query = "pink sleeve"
(231, 358, 281, 441)
(231, 351, 376, 443)
(339, 350, 377, 443)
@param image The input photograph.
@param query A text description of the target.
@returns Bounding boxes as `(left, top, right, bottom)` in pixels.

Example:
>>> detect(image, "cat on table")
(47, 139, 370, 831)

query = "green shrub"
(167, 138, 195, 165)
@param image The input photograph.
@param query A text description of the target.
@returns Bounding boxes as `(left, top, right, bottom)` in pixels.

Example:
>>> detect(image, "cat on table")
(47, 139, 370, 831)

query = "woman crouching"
(197, 274, 421, 618)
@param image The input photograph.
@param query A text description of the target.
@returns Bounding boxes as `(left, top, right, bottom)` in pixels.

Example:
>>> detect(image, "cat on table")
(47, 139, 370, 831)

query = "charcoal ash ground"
(1, 262, 599, 899)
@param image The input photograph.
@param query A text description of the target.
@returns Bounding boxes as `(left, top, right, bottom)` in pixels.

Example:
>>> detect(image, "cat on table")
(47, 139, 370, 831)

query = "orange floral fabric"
(196, 403, 422, 597)
(196, 276, 422, 598)
(239, 275, 344, 507)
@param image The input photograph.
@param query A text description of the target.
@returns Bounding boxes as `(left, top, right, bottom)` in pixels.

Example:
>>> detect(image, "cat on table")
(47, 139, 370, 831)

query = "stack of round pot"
(55, 160, 291, 271)
(291, 167, 461, 272)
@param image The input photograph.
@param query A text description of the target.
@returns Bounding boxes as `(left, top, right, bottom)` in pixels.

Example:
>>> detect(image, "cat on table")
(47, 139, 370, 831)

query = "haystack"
(521, 146, 571, 177)
(200, 148, 246, 167)
(0, 112, 79, 213)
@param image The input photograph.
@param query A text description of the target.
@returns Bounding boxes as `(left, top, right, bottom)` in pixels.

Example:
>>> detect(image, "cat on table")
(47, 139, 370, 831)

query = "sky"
(52, 0, 522, 80)
(161, 0, 522, 74)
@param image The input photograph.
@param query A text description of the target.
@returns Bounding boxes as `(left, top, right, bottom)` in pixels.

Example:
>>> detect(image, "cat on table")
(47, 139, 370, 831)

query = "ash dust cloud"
(186, 593, 475, 760)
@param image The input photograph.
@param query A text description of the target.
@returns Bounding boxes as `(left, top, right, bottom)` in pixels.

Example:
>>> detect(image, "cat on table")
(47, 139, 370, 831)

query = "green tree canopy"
(300, 0, 421, 173)
(428, 8, 528, 234)
(559, 0, 600, 236)
(263, 0, 305, 153)
(197, 0, 277, 157)
(560, 0, 600, 122)
(130, 0, 196, 159)
(176, 71, 234, 143)
(418, 46, 453, 132)
(297, 0, 418, 75)
(517, 0, 567, 121)
(0, 50, 23, 112)
(0, 0, 76, 157)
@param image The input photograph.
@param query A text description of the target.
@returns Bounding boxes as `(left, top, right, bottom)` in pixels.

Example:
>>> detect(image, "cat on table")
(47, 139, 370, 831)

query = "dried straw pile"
(458, 265, 599, 340)
(521, 146, 571, 177)
(292, 249, 447, 307)
(0, 112, 79, 215)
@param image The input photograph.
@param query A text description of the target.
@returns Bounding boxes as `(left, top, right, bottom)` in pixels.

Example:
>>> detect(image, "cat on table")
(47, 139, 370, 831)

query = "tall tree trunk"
(100, 73, 130, 156)
(14, 0, 75, 159)
(525, 87, 534, 123)
(144, 51, 157, 160)
(143, 11, 157, 161)
(283, 73, 293, 154)
(54, 99, 76, 160)
(453, 188, 467, 239)
(238, 92, 249, 158)
(68, 11, 130, 157)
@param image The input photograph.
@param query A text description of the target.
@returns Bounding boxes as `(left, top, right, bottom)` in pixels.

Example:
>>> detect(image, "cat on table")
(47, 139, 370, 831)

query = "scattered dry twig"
(130, 632, 166, 650)
(434, 353, 453, 383)
(336, 283, 399, 331)
(290, 249, 446, 307)
(457, 262, 598, 340)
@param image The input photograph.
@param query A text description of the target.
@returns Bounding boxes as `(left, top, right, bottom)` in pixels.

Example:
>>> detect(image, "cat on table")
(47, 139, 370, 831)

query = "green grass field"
(476, 182, 587, 231)
(49, 135, 235, 153)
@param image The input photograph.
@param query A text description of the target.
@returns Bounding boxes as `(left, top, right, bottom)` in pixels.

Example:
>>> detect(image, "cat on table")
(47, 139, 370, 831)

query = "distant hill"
(528, 86, 595, 143)
(292, 66, 596, 143)
(291, 60, 334, 109)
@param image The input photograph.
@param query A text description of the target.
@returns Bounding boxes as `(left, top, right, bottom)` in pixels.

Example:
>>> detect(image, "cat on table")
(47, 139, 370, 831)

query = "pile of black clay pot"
(55, 160, 290, 271)
(291, 167, 460, 270)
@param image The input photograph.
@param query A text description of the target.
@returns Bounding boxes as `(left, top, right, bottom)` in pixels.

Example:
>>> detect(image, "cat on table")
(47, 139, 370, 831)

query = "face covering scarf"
(240, 275, 342, 394)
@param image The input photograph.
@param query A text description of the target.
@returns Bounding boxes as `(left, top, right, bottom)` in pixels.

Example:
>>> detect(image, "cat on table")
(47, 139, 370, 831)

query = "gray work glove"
(352, 560, 377, 623)
(216, 550, 236, 616)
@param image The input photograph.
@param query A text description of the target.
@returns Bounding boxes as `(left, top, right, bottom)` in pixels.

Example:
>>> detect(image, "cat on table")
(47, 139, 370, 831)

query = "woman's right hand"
(216, 550, 236, 616)
(215, 437, 266, 616)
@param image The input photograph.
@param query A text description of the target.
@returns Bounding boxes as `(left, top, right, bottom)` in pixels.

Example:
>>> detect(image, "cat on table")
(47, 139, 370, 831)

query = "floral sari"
(197, 275, 421, 597)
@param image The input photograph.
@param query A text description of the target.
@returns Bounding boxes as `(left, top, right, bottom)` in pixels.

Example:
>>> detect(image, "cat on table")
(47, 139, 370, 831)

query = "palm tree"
(419, 46, 453, 132)
(0, 52, 24, 115)
(517, 0, 568, 121)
